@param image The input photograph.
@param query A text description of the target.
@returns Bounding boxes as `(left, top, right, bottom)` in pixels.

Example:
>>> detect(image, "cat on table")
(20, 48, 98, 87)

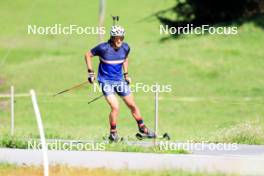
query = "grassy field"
(0, 164, 234, 176)
(0, 0, 264, 145)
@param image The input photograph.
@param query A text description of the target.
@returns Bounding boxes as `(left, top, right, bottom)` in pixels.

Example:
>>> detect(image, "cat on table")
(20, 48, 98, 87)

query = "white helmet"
(110, 25, 125, 36)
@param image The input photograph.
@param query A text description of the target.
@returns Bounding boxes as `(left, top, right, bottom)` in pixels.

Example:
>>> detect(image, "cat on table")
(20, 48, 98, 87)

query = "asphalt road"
(1, 142, 264, 175)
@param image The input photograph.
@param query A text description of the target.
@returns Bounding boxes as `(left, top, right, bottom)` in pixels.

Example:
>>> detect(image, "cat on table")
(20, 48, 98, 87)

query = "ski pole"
(53, 81, 88, 97)
(88, 94, 104, 104)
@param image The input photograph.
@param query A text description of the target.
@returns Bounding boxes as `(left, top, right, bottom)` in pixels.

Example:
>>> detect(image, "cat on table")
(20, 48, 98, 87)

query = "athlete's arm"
(84, 51, 95, 83)
(123, 57, 129, 74)
(84, 51, 94, 72)
(123, 57, 131, 84)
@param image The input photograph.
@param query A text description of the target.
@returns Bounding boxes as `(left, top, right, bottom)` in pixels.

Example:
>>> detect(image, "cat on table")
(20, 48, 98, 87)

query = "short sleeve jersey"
(90, 41, 130, 82)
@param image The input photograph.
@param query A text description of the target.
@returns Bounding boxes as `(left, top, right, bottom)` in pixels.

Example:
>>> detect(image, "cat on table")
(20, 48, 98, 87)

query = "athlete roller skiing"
(84, 21, 156, 142)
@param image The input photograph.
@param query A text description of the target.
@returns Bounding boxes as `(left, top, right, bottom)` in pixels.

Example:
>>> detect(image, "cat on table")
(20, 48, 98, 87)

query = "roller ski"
(103, 132, 124, 143)
(136, 125, 170, 140)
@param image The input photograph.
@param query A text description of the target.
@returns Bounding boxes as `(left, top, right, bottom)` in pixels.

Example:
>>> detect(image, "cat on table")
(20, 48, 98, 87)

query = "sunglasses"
(111, 36, 124, 41)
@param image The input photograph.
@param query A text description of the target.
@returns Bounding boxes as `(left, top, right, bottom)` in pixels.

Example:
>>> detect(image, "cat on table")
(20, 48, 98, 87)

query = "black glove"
(88, 70, 95, 84)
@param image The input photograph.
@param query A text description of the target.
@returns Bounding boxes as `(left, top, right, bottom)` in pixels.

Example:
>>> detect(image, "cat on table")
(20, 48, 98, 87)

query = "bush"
(156, 0, 264, 33)
(175, 0, 264, 24)
(215, 121, 264, 144)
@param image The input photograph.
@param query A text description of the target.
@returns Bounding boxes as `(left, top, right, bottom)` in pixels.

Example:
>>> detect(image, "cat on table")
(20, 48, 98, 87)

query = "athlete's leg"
(122, 94, 142, 121)
(122, 94, 155, 137)
(115, 81, 141, 121)
(116, 82, 144, 127)
(105, 94, 119, 134)
(116, 81, 155, 137)
(99, 81, 120, 141)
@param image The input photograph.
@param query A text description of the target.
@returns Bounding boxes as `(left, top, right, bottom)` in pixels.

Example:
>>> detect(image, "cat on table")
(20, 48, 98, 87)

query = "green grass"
(0, 163, 234, 176)
(0, 0, 264, 146)
(212, 120, 264, 144)
(0, 135, 188, 154)
(105, 143, 188, 154)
